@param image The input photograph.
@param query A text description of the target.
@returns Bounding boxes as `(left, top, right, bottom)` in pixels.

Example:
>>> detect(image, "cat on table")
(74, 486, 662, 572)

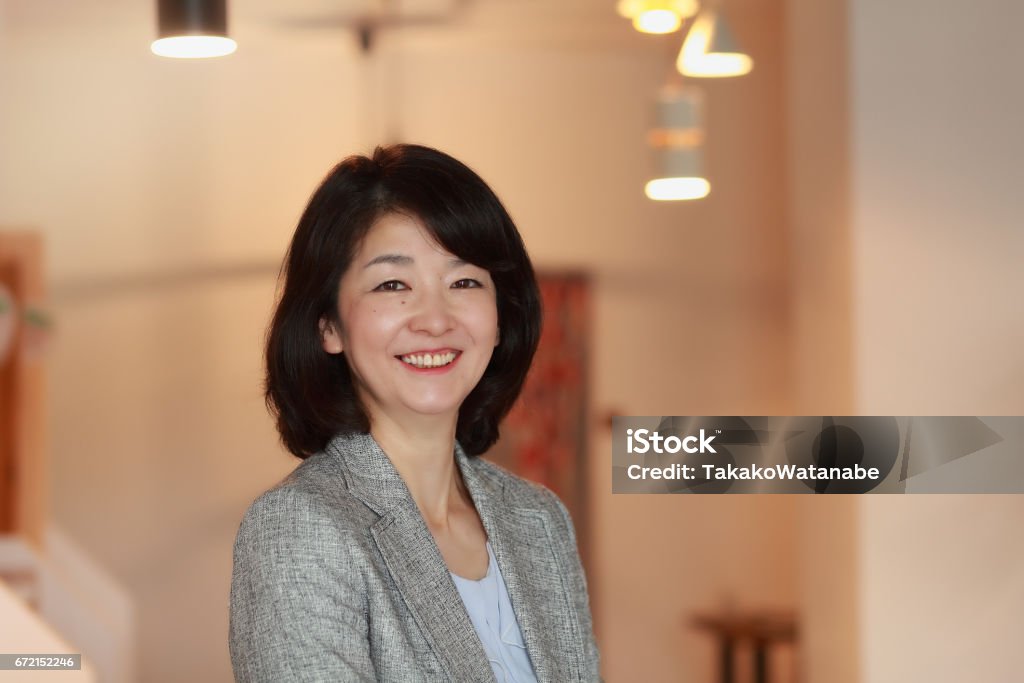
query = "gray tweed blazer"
(229, 432, 601, 682)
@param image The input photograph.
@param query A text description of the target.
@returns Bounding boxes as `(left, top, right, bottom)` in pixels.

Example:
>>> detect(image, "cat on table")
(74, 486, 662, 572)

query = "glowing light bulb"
(645, 177, 711, 201)
(151, 35, 237, 59)
(618, 0, 698, 34)
(634, 10, 681, 34)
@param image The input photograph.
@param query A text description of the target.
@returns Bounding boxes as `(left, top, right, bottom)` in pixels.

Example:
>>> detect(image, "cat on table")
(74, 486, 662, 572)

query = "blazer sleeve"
(551, 493, 603, 682)
(229, 487, 377, 682)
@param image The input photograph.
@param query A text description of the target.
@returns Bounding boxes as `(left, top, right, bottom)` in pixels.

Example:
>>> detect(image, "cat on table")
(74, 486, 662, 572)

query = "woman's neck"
(369, 414, 467, 528)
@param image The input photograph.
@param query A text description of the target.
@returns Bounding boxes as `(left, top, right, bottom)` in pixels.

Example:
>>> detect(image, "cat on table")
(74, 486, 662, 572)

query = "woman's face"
(320, 212, 500, 428)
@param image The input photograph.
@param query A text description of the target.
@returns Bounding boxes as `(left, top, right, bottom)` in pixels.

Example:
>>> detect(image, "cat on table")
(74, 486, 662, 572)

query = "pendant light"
(617, 0, 699, 35)
(152, 0, 237, 59)
(677, 7, 753, 77)
(645, 87, 710, 201)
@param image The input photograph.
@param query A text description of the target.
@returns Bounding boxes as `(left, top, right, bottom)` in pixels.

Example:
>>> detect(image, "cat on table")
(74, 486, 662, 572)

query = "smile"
(398, 351, 459, 369)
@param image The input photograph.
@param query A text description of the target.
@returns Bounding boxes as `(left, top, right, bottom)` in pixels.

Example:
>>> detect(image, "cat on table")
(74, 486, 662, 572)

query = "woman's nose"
(409, 289, 456, 336)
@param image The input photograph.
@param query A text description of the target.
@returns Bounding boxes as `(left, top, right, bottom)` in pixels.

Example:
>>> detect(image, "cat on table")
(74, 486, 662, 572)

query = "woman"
(229, 144, 600, 682)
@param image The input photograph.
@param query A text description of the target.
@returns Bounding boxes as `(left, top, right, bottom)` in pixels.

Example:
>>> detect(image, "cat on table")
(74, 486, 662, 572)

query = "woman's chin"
(396, 399, 465, 421)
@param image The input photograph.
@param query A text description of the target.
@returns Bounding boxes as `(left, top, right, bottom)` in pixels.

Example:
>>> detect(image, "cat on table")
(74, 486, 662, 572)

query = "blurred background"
(1, 0, 1022, 681)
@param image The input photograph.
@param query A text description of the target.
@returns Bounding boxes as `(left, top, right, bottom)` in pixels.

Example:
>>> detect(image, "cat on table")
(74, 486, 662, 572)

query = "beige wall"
(850, 0, 1024, 415)
(784, 0, 853, 416)
(859, 497, 1024, 683)
(2, 1, 800, 681)
(797, 496, 859, 683)
(849, 0, 1024, 681)
(784, 0, 861, 681)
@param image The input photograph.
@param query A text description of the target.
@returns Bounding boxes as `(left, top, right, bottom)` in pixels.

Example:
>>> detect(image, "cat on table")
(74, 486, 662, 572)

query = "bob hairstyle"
(265, 144, 542, 459)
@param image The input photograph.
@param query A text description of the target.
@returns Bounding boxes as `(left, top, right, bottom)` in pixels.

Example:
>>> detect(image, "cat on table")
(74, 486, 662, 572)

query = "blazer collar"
(327, 431, 505, 517)
(326, 432, 583, 683)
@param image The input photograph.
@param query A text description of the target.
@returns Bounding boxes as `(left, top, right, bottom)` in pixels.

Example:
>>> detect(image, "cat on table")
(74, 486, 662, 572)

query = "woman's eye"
(452, 278, 483, 289)
(373, 280, 407, 292)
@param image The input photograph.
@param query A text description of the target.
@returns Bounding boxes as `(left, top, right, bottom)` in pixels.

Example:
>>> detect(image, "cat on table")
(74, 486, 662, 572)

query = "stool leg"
(753, 639, 768, 683)
(719, 636, 734, 683)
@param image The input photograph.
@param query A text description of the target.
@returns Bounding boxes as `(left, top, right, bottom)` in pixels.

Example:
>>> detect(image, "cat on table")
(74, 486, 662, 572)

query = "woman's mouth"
(397, 351, 459, 369)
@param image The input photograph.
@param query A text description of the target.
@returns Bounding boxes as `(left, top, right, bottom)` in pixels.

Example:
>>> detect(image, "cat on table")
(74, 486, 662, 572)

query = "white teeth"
(400, 352, 457, 368)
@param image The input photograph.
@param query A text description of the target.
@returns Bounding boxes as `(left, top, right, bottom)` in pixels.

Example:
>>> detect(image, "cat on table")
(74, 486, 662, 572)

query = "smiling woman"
(229, 144, 601, 682)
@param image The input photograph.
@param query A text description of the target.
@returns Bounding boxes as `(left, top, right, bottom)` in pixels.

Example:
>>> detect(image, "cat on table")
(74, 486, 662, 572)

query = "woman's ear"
(319, 316, 344, 354)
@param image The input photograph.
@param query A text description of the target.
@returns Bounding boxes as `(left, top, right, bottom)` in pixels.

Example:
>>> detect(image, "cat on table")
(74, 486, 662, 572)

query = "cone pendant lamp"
(677, 7, 752, 77)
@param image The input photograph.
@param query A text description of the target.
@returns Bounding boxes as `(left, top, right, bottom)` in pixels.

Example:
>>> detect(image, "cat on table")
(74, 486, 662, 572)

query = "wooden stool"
(691, 610, 797, 683)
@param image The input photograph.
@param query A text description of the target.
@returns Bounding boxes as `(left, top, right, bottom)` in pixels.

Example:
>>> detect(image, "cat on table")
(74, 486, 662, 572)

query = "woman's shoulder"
(236, 449, 375, 546)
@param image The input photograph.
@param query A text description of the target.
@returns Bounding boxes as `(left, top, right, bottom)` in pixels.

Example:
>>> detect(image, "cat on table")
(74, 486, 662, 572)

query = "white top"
(450, 541, 539, 683)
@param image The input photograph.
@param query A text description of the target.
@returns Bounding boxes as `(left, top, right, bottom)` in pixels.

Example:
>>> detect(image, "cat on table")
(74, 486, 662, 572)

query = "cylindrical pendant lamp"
(152, 0, 237, 59)
(645, 87, 710, 201)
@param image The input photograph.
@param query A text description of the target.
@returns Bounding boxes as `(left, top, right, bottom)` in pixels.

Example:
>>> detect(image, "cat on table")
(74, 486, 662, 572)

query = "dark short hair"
(265, 144, 542, 458)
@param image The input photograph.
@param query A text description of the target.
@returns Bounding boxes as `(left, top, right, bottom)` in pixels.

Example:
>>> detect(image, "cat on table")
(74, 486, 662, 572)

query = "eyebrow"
(362, 254, 471, 269)
(363, 254, 412, 269)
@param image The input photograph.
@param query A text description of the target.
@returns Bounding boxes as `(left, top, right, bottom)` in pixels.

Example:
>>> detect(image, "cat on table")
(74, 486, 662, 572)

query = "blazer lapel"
(329, 433, 494, 682)
(458, 450, 584, 683)
(370, 508, 496, 682)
